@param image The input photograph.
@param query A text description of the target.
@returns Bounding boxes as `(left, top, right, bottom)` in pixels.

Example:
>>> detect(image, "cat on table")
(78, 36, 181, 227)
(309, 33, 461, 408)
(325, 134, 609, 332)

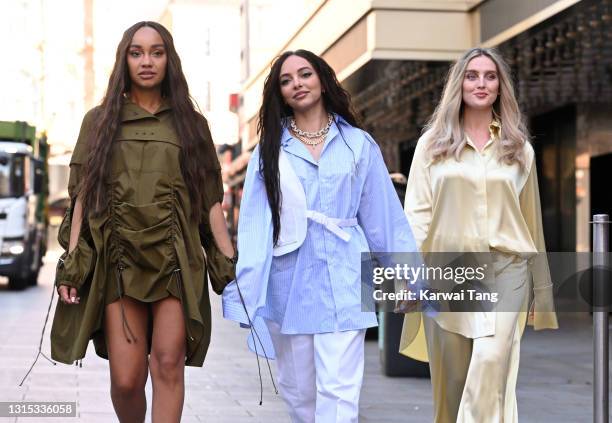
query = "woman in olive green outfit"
(50, 22, 235, 422)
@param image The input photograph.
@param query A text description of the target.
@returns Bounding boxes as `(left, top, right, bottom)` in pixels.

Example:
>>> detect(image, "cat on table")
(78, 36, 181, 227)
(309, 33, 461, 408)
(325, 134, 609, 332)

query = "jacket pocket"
(115, 199, 173, 231)
(114, 200, 174, 272)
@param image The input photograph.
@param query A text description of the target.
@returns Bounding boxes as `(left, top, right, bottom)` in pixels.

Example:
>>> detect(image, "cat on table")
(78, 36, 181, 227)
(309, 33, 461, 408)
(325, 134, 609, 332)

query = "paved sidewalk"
(0, 252, 603, 422)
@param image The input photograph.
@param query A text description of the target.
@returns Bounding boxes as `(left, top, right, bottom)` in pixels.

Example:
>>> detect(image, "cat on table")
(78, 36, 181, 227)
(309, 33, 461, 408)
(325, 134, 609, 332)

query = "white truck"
(0, 121, 48, 290)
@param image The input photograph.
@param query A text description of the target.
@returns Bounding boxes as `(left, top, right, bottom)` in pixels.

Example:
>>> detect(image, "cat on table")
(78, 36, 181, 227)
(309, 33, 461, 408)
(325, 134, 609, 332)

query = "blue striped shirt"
(222, 115, 420, 339)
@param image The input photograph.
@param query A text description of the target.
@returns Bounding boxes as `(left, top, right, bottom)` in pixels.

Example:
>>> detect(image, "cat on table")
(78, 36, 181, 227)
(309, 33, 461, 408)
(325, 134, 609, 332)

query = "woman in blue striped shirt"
(223, 50, 420, 422)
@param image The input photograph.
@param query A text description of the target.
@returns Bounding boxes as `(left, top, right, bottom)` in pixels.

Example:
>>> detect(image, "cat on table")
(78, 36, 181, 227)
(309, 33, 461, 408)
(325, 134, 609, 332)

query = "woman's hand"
(58, 285, 80, 305)
(394, 299, 420, 313)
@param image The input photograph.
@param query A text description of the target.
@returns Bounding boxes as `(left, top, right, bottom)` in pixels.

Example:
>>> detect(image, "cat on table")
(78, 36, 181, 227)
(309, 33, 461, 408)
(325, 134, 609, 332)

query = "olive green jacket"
(50, 101, 235, 367)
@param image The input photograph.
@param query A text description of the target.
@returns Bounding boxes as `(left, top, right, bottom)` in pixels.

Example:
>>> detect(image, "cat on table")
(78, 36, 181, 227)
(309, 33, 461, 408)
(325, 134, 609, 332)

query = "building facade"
(159, 0, 241, 146)
(228, 0, 611, 252)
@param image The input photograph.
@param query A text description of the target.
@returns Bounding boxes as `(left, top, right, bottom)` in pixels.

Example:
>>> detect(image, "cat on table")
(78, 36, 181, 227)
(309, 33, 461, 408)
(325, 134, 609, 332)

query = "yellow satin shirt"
(399, 127, 558, 360)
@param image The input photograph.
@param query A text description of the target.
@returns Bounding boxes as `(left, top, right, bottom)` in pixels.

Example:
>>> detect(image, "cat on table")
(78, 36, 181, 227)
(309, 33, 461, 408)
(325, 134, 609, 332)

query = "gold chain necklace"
(290, 114, 332, 147)
(293, 132, 325, 147)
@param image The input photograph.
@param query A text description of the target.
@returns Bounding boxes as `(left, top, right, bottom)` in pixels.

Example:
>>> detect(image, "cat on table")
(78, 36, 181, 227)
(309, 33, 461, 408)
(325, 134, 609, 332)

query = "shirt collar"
(120, 96, 171, 122)
(489, 118, 502, 141)
(465, 118, 502, 151)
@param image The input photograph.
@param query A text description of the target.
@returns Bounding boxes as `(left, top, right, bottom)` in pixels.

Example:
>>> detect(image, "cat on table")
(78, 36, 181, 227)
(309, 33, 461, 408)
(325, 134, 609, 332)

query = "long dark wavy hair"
(80, 21, 218, 221)
(258, 49, 362, 245)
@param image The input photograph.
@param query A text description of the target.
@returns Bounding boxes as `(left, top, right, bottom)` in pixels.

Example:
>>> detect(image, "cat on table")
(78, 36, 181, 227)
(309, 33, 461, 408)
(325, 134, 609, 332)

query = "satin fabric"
(424, 252, 530, 423)
(400, 127, 558, 361)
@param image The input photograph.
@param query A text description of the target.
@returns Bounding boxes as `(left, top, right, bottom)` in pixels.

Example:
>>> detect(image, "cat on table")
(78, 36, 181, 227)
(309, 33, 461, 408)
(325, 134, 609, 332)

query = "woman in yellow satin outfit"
(400, 47, 558, 423)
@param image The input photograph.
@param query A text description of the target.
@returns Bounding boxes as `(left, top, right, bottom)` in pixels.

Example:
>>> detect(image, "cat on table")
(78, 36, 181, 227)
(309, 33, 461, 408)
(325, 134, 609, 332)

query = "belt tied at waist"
(305, 210, 358, 242)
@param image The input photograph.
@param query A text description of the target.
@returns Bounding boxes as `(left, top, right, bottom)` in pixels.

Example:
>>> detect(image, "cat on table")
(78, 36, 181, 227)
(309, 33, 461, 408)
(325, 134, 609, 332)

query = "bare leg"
(149, 296, 186, 423)
(105, 297, 149, 423)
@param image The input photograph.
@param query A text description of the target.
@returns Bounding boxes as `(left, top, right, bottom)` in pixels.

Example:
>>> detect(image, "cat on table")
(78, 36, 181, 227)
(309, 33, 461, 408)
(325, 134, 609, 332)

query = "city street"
(0, 249, 600, 422)
(1, 0, 609, 422)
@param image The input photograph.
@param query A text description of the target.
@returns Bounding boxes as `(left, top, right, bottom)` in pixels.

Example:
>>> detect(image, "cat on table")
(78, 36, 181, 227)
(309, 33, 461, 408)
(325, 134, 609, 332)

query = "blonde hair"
(424, 47, 528, 169)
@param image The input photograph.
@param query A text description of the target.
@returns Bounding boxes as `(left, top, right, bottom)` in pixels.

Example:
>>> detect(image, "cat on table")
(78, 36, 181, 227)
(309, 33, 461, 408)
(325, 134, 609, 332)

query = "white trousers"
(265, 319, 366, 423)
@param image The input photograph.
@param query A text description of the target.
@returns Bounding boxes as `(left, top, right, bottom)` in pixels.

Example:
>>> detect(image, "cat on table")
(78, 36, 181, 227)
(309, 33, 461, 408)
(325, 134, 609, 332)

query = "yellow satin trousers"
(423, 254, 530, 423)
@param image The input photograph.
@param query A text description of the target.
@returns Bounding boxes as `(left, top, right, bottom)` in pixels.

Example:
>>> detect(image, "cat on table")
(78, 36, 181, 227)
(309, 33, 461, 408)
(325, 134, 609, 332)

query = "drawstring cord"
(20, 256, 68, 385)
(115, 264, 137, 343)
(19, 278, 57, 386)
(19, 257, 274, 405)
(173, 268, 195, 342)
(235, 277, 278, 404)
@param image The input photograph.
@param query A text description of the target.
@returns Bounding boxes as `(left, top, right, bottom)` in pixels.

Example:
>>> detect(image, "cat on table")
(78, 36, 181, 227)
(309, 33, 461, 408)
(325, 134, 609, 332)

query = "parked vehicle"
(0, 121, 48, 290)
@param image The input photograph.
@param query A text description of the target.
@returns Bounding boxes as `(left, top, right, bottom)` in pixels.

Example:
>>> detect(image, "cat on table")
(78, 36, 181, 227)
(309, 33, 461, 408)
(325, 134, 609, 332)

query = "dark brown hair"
(80, 21, 218, 221)
(258, 49, 362, 245)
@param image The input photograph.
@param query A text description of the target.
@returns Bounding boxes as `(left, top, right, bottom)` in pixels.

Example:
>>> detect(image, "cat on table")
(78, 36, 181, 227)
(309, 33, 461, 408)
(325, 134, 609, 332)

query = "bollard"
(593, 214, 610, 423)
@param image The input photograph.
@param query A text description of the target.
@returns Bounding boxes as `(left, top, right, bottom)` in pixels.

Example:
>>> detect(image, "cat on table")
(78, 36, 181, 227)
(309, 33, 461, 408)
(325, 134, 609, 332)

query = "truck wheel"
(28, 267, 40, 286)
(8, 276, 28, 291)
(28, 240, 44, 286)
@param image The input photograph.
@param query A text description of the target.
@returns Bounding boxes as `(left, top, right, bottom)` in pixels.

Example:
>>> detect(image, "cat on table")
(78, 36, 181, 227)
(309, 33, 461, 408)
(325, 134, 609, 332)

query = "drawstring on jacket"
(20, 271, 58, 386)
(235, 277, 278, 405)
(115, 263, 137, 343)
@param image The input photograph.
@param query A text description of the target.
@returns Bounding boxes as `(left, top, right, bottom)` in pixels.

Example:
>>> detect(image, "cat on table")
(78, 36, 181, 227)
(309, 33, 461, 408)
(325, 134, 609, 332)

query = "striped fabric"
(222, 115, 420, 339)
